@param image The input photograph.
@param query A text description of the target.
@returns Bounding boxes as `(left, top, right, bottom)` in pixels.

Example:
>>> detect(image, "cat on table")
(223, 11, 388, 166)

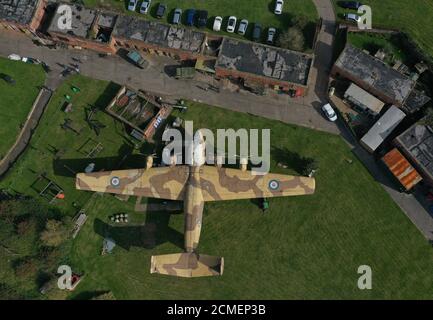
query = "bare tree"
(277, 26, 305, 52)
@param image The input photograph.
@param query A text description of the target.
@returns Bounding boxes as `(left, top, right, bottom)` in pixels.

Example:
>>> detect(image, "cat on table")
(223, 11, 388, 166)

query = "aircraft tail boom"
(150, 252, 224, 277)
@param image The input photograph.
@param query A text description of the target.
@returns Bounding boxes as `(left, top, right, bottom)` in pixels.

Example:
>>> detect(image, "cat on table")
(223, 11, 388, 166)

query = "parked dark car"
(337, 1, 362, 10)
(197, 10, 208, 28)
(252, 23, 262, 42)
(186, 9, 196, 26)
(156, 3, 167, 18)
(0, 73, 16, 85)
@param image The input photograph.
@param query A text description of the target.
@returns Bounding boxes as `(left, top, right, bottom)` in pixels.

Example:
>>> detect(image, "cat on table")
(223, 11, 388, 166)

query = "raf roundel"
(110, 176, 121, 187)
(268, 179, 280, 191)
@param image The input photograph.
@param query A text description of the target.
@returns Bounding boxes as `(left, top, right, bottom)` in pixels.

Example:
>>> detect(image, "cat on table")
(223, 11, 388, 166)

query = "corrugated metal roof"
(344, 83, 385, 114)
(382, 148, 422, 190)
(360, 106, 406, 152)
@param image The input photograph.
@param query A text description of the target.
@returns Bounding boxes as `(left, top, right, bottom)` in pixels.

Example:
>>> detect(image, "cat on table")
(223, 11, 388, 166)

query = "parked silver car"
(238, 19, 248, 35)
(172, 8, 182, 24)
(127, 0, 138, 12)
(266, 28, 276, 44)
(139, 0, 151, 14)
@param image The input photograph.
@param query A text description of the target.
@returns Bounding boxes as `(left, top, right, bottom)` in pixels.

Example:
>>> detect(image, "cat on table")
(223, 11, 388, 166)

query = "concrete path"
(0, 30, 339, 135)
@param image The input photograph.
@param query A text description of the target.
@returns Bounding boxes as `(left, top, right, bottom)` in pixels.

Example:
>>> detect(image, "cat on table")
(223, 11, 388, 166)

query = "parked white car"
(213, 16, 223, 31)
(227, 16, 237, 33)
(8, 54, 21, 61)
(274, 0, 284, 14)
(139, 0, 151, 14)
(128, 0, 138, 12)
(238, 19, 248, 35)
(322, 103, 338, 122)
(344, 13, 361, 23)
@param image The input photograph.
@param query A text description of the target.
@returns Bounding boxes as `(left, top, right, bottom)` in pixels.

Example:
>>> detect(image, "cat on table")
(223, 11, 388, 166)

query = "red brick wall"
(50, 32, 116, 54)
(215, 67, 306, 93)
(29, 0, 47, 31)
(113, 37, 201, 61)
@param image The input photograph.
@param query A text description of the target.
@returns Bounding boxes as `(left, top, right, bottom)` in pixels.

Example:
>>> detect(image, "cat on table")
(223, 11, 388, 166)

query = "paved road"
(0, 30, 339, 135)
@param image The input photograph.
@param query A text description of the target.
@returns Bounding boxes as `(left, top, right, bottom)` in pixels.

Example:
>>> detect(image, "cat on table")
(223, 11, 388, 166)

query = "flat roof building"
(0, 0, 47, 33)
(47, 4, 97, 38)
(344, 83, 385, 116)
(216, 38, 312, 88)
(382, 148, 422, 191)
(360, 106, 406, 153)
(113, 15, 205, 55)
(47, 3, 117, 53)
(395, 123, 433, 185)
(332, 44, 415, 107)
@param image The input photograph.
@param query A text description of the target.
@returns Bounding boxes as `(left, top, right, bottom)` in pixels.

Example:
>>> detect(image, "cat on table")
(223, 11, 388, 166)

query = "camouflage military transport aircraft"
(75, 133, 315, 278)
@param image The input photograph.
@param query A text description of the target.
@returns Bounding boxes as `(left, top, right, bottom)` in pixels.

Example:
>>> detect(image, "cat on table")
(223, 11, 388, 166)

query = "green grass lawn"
(333, 0, 433, 60)
(0, 75, 128, 215)
(0, 58, 45, 159)
(347, 32, 409, 64)
(3, 75, 433, 299)
(84, 0, 318, 48)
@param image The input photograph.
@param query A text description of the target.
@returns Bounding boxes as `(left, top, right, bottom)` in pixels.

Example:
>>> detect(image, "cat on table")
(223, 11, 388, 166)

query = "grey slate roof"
(47, 4, 97, 38)
(395, 123, 433, 180)
(113, 15, 205, 53)
(216, 38, 312, 86)
(0, 0, 40, 25)
(404, 89, 431, 113)
(360, 105, 406, 152)
(335, 44, 415, 104)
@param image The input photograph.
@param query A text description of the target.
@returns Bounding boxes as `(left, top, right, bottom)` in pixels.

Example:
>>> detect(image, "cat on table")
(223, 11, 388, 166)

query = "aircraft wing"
(75, 166, 189, 200)
(199, 166, 315, 201)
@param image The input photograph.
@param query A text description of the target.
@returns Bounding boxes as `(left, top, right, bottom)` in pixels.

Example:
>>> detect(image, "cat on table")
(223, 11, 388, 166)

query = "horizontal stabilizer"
(150, 252, 224, 277)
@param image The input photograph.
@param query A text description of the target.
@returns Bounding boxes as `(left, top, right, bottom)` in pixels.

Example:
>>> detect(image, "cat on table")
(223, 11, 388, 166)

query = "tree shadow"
(271, 146, 307, 174)
(93, 82, 121, 110)
(52, 154, 148, 178)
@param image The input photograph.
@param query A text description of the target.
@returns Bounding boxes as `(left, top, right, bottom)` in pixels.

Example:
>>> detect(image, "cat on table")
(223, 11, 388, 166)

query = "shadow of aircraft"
(94, 211, 184, 251)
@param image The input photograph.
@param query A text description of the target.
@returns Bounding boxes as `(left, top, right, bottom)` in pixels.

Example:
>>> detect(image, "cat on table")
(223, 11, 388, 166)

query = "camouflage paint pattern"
(150, 252, 224, 277)
(76, 164, 315, 277)
(184, 166, 204, 253)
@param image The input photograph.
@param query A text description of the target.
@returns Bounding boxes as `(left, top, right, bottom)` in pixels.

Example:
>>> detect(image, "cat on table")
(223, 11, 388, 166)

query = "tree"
(420, 107, 433, 127)
(302, 157, 319, 176)
(277, 26, 305, 52)
(40, 220, 69, 247)
(14, 258, 39, 279)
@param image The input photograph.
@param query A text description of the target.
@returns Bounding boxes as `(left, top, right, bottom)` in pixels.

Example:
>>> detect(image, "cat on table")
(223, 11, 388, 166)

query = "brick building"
(215, 38, 313, 93)
(112, 15, 209, 60)
(46, 3, 117, 53)
(0, 0, 47, 36)
(1, 2, 314, 94)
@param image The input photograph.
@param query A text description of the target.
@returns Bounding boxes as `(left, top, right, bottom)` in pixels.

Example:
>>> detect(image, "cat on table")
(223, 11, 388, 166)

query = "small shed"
(382, 148, 422, 191)
(344, 83, 385, 116)
(360, 106, 406, 153)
